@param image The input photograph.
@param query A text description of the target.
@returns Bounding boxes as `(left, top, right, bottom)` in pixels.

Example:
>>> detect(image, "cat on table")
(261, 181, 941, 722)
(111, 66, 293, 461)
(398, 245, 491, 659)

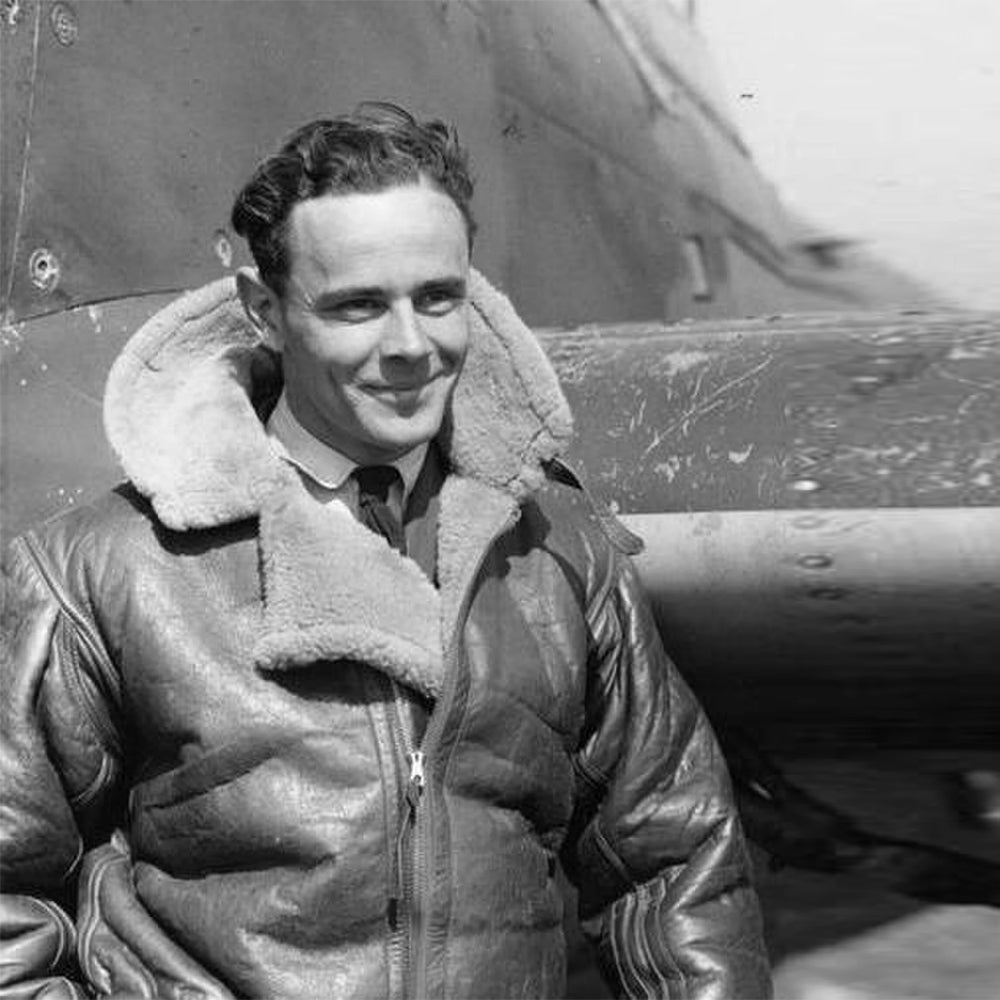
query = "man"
(0, 103, 770, 999)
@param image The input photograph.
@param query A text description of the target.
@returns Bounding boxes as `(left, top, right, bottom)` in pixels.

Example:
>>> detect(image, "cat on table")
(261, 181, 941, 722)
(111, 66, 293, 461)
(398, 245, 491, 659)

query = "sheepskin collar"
(103, 270, 573, 699)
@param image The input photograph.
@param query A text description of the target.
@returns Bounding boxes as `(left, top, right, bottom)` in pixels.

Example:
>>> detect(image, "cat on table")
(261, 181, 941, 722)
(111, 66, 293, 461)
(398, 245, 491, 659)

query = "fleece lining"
(103, 270, 573, 698)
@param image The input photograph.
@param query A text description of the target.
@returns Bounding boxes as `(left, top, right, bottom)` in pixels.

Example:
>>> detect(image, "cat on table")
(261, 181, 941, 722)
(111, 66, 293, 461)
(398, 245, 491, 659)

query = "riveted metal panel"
(626, 508, 1000, 750)
(544, 310, 1000, 511)
(2, 0, 921, 329)
(1, 1, 508, 319)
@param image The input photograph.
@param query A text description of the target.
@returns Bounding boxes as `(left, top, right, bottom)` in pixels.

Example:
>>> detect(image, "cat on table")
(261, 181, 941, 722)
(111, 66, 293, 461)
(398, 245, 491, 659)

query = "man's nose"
(383, 300, 431, 360)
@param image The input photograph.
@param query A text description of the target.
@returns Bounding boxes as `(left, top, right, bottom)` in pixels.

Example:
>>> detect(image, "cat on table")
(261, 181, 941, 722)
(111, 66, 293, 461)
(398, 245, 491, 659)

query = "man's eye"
(324, 298, 385, 322)
(417, 288, 464, 315)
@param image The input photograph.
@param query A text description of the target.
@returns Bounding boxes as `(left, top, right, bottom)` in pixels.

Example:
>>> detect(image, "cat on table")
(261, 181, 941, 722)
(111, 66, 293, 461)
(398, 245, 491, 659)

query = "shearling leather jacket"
(0, 273, 771, 999)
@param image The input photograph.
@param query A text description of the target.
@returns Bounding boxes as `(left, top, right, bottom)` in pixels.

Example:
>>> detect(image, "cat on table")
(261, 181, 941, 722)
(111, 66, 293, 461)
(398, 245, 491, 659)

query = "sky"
(698, 0, 1000, 309)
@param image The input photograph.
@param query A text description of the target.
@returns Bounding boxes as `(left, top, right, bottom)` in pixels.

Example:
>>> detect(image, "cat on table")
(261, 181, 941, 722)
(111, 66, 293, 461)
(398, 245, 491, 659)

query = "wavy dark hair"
(231, 102, 476, 295)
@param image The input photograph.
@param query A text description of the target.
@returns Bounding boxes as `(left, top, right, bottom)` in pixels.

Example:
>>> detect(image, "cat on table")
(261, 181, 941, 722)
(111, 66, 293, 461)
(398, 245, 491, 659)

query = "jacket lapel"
(254, 477, 445, 700)
(253, 471, 521, 701)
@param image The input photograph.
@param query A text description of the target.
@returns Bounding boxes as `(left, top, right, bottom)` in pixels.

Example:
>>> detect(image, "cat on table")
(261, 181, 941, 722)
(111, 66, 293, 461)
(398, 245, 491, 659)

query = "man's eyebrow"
(311, 285, 386, 305)
(419, 277, 467, 293)
(308, 278, 467, 308)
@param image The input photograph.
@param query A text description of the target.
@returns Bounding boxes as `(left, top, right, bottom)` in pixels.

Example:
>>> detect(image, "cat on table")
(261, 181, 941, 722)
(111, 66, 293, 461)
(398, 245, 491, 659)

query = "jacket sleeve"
(563, 545, 772, 1000)
(0, 535, 124, 998)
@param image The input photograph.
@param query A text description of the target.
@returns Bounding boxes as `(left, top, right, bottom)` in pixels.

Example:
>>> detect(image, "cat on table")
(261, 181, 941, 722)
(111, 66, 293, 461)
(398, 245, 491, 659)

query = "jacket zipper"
(387, 682, 425, 923)
(385, 677, 423, 997)
(405, 511, 519, 1000)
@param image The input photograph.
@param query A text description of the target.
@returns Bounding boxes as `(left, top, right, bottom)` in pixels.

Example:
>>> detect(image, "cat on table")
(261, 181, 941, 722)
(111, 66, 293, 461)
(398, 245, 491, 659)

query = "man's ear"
(236, 267, 284, 351)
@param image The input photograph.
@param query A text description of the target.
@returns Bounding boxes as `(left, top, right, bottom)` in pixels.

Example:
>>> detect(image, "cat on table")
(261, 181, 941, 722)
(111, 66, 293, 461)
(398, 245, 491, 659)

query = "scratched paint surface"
(543, 310, 1000, 512)
(1, 0, 930, 330)
(0, 294, 169, 537)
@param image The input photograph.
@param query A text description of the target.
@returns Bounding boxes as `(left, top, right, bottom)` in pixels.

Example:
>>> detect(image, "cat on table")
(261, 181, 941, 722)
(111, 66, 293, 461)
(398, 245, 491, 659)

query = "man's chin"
(363, 420, 442, 461)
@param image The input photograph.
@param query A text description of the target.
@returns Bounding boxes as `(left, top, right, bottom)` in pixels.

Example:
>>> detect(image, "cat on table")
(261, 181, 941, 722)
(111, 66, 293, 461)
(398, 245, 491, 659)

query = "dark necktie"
(354, 465, 406, 554)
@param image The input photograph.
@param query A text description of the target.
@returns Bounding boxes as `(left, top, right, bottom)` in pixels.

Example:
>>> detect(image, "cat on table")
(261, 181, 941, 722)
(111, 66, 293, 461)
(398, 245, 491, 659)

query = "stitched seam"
(647, 876, 683, 997)
(62, 839, 85, 884)
(607, 896, 630, 999)
(31, 897, 73, 968)
(613, 893, 653, 1000)
(77, 850, 158, 999)
(573, 751, 608, 791)
(21, 535, 121, 755)
(584, 545, 619, 643)
(593, 823, 635, 891)
(577, 549, 622, 789)
(60, 631, 120, 759)
(632, 889, 664, 1000)
(626, 889, 670, 997)
(77, 852, 117, 990)
(366, 696, 401, 1000)
(50, 978, 81, 1000)
(437, 657, 477, 998)
(69, 751, 114, 811)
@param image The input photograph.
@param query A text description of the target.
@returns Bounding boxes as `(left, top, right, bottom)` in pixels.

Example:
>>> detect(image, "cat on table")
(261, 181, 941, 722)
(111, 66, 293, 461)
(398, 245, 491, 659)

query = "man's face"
(266, 182, 471, 464)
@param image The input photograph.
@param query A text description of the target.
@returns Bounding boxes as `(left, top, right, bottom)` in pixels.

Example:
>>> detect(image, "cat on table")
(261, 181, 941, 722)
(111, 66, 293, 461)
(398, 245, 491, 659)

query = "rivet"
(0, 321, 23, 351)
(3, 0, 22, 30)
(789, 478, 822, 493)
(212, 230, 234, 268)
(791, 515, 826, 530)
(850, 374, 888, 395)
(28, 248, 61, 292)
(798, 554, 833, 570)
(807, 586, 848, 601)
(49, 1, 77, 45)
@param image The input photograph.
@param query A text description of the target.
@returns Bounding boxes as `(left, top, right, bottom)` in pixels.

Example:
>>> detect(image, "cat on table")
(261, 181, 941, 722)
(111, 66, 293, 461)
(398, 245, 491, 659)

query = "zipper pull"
(406, 751, 426, 808)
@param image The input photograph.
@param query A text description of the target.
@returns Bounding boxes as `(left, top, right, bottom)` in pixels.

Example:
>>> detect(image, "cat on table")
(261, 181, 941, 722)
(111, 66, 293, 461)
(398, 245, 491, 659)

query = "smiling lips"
(364, 379, 438, 407)
(366, 375, 440, 396)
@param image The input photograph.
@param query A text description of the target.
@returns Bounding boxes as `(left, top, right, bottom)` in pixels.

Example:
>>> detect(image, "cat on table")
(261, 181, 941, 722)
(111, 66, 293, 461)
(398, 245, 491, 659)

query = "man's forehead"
(288, 184, 466, 254)
(285, 184, 470, 286)
(288, 183, 464, 240)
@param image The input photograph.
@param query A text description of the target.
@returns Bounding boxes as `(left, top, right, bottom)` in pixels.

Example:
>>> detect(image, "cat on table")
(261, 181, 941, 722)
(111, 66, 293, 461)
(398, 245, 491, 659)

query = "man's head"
(232, 102, 476, 296)
(232, 104, 476, 465)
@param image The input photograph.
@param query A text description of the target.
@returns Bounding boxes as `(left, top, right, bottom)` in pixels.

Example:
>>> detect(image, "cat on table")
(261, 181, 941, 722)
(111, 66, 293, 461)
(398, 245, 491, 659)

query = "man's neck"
(266, 392, 428, 499)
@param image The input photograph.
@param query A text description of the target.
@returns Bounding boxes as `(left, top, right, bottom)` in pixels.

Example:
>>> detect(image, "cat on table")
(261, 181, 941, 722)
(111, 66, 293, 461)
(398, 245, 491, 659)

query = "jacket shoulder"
(6, 487, 156, 602)
(5, 484, 254, 630)
(16, 483, 155, 553)
(528, 463, 643, 561)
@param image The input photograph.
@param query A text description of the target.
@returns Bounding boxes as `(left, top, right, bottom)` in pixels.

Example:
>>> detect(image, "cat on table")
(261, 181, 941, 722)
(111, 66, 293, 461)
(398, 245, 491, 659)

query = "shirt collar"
(266, 392, 428, 500)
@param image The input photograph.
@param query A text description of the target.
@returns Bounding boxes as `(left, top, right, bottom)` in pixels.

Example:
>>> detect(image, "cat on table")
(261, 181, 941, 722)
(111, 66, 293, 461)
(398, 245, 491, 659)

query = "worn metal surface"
(0, 294, 169, 536)
(624, 508, 1000, 750)
(1, 0, 931, 329)
(545, 310, 1000, 511)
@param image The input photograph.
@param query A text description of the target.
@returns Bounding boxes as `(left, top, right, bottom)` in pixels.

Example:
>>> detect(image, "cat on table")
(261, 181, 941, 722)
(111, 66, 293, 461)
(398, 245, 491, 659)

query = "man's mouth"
(365, 379, 438, 406)
(366, 375, 439, 396)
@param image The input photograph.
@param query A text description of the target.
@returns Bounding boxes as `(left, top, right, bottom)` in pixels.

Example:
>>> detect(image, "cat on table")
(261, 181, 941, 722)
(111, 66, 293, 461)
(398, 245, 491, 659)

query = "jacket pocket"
(128, 731, 378, 876)
(76, 833, 233, 999)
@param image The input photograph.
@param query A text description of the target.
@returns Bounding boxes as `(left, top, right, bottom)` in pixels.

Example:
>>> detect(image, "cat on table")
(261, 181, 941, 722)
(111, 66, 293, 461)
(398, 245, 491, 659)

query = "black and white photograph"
(2, 2, 999, 997)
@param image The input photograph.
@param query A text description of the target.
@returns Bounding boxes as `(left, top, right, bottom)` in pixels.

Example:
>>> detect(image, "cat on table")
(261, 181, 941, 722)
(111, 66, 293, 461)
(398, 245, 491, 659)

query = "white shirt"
(266, 393, 427, 516)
